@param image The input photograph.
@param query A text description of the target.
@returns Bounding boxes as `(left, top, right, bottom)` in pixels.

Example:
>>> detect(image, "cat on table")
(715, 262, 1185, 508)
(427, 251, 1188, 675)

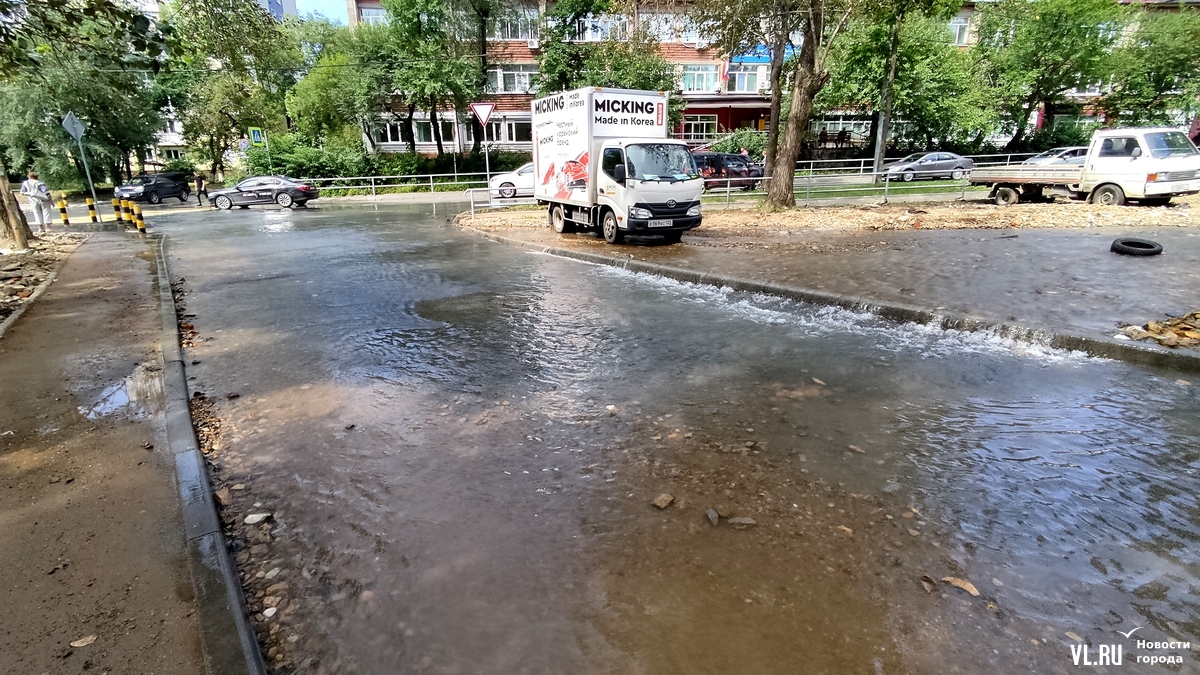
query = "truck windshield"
(1144, 131, 1198, 158)
(625, 144, 699, 182)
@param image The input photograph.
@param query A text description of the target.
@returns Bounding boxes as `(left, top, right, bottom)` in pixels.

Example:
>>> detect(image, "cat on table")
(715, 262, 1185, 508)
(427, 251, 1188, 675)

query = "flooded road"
(159, 203, 1200, 674)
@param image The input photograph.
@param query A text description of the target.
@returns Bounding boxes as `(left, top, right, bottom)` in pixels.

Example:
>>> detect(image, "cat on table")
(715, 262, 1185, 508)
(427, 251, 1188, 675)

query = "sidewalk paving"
(460, 203, 1200, 369)
(0, 234, 206, 675)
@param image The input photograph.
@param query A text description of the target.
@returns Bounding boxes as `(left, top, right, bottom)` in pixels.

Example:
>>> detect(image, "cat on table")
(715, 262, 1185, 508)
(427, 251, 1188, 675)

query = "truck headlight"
(629, 207, 652, 219)
(1147, 173, 1166, 182)
(686, 204, 701, 216)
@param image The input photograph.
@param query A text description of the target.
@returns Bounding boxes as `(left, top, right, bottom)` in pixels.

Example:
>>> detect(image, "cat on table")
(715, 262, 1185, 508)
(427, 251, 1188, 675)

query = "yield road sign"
(470, 102, 496, 126)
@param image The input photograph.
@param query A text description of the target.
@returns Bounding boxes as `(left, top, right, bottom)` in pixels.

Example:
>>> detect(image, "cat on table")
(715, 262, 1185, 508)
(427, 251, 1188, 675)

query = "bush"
(709, 127, 768, 161)
(163, 158, 197, 175)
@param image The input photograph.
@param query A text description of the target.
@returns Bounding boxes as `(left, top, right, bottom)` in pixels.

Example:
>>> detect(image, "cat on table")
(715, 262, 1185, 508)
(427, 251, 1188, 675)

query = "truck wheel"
(549, 204, 572, 233)
(994, 187, 1019, 206)
(601, 211, 623, 244)
(1092, 184, 1125, 206)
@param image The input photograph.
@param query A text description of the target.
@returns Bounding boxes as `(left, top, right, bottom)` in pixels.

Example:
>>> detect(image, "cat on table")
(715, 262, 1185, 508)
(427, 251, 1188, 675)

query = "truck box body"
(532, 88, 669, 207)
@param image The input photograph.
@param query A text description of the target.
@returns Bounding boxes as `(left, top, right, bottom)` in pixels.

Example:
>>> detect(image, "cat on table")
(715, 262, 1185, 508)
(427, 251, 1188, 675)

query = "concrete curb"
(153, 235, 267, 675)
(461, 226, 1200, 373)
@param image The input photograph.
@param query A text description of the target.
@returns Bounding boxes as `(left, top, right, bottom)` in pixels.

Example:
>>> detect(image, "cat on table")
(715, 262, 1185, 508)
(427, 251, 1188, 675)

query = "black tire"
(549, 204, 571, 234)
(293, 200, 308, 207)
(1142, 197, 1171, 207)
(1110, 238, 1162, 256)
(994, 187, 1019, 206)
(276, 192, 294, 207)
(951, 167, 965, 180)
(601, 210, 623, 244)
(1092, 184, 1126, 206)
(902, 170, 914, 182)
(178, 190, 190, 202)
(147, 191, 161, 205)
(238, 205, 249, 209)
(663, 231, 683, 244)
(214, 195, 233, 210)
(499, 183, 516, 199)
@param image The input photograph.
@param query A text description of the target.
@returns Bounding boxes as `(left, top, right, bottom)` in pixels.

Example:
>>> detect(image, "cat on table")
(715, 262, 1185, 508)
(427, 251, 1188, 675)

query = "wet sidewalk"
(462, 211, 1200, 368)
(0, 235, 206, 675)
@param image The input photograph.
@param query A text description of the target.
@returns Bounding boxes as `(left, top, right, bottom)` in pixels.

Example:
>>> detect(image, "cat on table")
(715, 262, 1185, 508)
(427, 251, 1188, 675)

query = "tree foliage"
(1100, 9, 1200, 126)
(973, 0, 1124, 149)
(820, 16, 997, 152)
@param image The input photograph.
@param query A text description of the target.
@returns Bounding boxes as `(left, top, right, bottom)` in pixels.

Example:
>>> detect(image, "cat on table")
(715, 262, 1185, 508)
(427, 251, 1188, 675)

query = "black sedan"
(209, 176, 319, 210)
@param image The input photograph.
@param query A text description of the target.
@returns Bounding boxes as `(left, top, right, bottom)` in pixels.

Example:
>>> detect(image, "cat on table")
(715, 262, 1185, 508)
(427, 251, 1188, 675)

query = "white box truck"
(969, 127, 1200, 206)
(531, 87, 704, 244)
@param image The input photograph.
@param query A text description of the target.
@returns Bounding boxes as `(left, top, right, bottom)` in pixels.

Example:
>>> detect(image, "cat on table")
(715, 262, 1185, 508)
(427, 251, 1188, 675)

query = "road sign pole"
(74, 138, 99, 211)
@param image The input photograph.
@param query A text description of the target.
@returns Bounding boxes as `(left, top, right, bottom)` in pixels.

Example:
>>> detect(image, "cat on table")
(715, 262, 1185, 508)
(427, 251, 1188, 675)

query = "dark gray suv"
(114, 172, 191, 204)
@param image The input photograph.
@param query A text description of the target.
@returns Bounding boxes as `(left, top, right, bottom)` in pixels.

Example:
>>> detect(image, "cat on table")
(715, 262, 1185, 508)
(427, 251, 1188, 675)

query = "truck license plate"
(648, 219, 673, 228)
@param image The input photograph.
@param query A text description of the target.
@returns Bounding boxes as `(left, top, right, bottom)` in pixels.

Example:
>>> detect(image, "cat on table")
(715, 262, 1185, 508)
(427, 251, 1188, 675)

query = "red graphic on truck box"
(541, 151, 589, 200)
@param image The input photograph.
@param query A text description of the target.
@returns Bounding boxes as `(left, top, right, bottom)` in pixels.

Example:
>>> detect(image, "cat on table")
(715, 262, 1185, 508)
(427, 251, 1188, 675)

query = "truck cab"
(1081, 128, 1200, 205)
(596, 140, 703, 243)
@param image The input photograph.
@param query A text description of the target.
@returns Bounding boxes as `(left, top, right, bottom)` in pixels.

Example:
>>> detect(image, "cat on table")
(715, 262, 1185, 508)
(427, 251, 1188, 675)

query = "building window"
(486, 64, 539, 94)
(949, 17, 970, 46)
(507, 121, 532, 143)
(681, 65, 719, 93)
(464, 121, 504, 142)
(359, 7, 387, 25)
(491, 7, 539, 41)
(575, 14, 628, 42)
(163, 149, 183, 160)
(414, 120, 456, 144)
(727, 64, 758, 92)
(683, 114, 718, 142)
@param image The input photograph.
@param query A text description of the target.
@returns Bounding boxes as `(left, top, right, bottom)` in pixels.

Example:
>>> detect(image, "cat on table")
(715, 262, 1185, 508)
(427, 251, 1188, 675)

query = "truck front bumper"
(1145, 180, 1200, 196)
(624, 216, 702, 232)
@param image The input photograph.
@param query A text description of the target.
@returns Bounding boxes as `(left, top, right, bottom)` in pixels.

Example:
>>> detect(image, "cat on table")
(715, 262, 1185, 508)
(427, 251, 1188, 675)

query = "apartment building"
(348, 1, 769, 153)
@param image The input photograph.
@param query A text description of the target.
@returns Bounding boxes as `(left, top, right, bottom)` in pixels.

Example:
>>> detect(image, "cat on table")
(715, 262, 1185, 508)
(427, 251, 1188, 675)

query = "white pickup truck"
(970, 127, 1200, 206)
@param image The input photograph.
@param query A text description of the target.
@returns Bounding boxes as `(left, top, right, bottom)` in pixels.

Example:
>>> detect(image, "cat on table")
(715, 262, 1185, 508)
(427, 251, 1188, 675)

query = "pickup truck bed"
(969, 166, 1082, 185)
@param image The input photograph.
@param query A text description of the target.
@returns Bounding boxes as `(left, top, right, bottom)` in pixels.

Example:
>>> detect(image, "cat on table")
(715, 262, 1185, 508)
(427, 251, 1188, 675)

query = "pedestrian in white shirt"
(19, 171, 54, 234)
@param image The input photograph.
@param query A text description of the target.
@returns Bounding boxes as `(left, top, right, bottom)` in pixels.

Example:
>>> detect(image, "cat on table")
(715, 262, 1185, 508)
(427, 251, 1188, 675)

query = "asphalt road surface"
(155, 202, 1200, 675)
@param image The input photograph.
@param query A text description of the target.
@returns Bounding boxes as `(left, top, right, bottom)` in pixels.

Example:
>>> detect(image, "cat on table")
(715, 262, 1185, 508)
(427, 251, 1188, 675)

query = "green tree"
(536, 1, 682, 123)
(0, 0, 167, 78)
(287, 52, 357, 139)
(820, 16, 997, 153)
(973, 0, 1125, 150)
(1100, 9, 1200, 126)
(691, 0, 804, 176)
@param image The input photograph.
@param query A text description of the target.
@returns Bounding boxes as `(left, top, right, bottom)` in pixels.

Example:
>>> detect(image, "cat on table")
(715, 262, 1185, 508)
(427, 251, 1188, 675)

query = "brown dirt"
(460, 193, 1200, 240)
(0, 234, 205, 675)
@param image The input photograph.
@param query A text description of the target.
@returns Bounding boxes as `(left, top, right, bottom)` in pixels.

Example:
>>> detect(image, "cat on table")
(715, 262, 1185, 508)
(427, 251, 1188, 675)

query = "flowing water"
(159, 203, 1200, 674)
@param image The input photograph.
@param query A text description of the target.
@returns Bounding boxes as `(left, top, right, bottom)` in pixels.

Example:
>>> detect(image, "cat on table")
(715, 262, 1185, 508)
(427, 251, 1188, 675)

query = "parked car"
(488, 163, 535, 199)
(114, 172, 191, 204)
(208, 176, 319, 210)
(692, 152, 761, 190)
(883, 152, 974, 181)
(1023, 146, 1087, 166)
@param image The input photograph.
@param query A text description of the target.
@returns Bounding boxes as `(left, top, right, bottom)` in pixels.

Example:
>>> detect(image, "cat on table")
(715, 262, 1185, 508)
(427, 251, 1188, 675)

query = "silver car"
(883, 152, 974, 181)
(1023, 146, 1087, 166)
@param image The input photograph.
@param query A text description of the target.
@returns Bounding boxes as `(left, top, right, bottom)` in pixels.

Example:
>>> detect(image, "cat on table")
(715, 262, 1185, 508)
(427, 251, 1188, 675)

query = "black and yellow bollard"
(133, 204, 146, 232)
(120, 200, 131, 226)
(86, 198, 98, 224)
(111, 198, 121, 223)
(57, 199, 70, 228)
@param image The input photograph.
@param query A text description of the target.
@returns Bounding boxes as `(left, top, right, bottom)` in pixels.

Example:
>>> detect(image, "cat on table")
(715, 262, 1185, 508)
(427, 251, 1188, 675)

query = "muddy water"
(159, 204, 1200, 674)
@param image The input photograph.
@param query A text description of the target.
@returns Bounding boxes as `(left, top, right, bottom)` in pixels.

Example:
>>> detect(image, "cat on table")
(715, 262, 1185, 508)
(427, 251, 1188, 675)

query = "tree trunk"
(872, 12, 904, 183)
(0, 158, 32, 248)
(404, 103, 418, 154)
(763, 28, 788, 179)
(472, 0, 491, 155)
(430, 97, 444, 156)
(766, 10, 828, 210)
(1005, 101, 1036, 150)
